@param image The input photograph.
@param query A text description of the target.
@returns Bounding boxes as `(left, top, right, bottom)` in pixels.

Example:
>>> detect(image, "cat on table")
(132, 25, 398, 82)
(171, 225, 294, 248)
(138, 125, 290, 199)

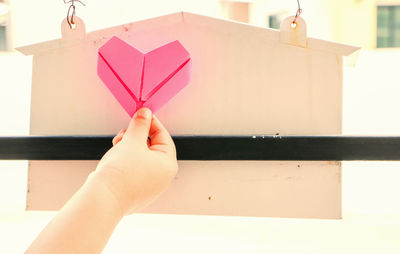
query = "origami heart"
(97, 36, 192, 116)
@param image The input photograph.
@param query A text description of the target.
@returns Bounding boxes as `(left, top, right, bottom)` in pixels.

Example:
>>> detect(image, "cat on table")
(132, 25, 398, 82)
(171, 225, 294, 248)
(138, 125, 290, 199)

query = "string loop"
(292, 0, 302, 25)
(63, 0, 86, 29)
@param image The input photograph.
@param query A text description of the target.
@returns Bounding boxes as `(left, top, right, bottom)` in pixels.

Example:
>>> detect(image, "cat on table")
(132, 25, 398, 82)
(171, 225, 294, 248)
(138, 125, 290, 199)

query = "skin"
(25, 107, 179, 254)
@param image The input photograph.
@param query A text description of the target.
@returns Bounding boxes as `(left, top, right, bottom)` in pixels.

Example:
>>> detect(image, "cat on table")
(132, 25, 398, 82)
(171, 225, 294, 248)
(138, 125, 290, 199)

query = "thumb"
(125, 107, 152, 144)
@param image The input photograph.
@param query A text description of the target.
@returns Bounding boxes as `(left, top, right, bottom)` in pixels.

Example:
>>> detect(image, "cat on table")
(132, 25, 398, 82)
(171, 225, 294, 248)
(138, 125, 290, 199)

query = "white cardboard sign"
(18, 13, 359, 218)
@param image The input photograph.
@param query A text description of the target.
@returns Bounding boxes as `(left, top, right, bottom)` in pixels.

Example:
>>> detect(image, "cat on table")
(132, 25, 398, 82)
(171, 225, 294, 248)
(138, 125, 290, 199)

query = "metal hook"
(292, 0, 302, 25)
(64, 0, 86, 29)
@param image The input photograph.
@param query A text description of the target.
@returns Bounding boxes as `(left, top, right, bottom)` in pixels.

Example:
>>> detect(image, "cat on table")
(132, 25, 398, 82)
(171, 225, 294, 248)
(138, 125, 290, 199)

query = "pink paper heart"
(97, 36, 192, 116)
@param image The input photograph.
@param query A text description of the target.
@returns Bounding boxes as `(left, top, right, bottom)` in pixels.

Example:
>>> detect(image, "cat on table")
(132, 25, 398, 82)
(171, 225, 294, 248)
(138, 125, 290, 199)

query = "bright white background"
(1, 0, 400, 253)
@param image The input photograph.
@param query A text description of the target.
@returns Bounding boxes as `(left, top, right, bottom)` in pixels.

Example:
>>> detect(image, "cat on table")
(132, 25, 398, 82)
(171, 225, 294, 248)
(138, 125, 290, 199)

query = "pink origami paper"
(97, 36, 192, 116)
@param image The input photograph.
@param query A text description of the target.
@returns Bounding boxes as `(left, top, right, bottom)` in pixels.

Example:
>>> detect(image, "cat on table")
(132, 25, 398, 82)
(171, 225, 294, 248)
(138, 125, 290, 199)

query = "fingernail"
(135, 107, 152, 120)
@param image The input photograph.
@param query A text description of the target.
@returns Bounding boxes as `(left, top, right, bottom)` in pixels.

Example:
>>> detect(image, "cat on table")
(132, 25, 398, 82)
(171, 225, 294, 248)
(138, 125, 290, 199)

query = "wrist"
(84, 171, 126, 218)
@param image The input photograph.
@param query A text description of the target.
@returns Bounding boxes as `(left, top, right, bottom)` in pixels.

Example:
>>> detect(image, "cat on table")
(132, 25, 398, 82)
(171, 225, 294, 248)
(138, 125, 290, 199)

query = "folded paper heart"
(97, 36, 192, 116)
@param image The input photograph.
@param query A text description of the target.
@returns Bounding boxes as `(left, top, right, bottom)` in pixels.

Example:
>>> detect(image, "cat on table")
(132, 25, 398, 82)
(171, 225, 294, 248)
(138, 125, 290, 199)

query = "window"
(0, 0, 9, 51)
(269, 15, 280, 29)
(267, 12, 287, 30)
(377, 5, 400, 48)
(0, 26, 7, 51)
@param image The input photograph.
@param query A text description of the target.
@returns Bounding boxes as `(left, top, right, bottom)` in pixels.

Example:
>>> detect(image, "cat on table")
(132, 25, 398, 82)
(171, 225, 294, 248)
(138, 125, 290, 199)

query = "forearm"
(26, 173, 124, 254)
(26, 108, 177, 253)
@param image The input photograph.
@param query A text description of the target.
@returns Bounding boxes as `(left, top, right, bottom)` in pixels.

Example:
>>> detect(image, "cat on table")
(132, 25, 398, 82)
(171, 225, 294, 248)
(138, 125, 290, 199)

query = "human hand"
(91, 107, 178, 215)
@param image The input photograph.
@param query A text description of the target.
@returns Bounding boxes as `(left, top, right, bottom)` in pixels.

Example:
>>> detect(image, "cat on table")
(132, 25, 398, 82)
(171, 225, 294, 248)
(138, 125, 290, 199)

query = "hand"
(91, 107, 178, 215)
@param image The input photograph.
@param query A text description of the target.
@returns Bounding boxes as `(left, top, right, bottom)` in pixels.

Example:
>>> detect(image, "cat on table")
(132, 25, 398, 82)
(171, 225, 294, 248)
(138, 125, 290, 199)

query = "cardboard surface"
(28, 160, 342, 219)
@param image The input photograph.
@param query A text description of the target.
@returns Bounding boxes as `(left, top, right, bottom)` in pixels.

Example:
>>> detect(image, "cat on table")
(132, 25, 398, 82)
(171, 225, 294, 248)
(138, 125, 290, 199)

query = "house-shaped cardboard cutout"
(17, 12, 359, 219)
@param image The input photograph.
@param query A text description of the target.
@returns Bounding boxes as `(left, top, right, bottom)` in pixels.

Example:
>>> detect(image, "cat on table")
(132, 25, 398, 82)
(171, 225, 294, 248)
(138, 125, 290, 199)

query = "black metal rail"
(1, 136, 400, 161)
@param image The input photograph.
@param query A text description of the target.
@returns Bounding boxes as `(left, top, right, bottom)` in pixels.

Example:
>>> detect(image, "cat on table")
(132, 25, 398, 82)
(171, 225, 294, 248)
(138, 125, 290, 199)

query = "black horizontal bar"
(0, 136, 400, 161)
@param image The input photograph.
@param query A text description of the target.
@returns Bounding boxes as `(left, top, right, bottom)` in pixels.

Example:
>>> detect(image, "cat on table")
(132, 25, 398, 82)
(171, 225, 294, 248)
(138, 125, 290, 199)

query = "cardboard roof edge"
(16, 11, 360, 57)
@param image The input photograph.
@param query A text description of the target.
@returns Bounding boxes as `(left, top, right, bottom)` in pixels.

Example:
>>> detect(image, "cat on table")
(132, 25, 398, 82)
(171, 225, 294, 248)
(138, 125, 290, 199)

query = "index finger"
(148, 115, 176, 157)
